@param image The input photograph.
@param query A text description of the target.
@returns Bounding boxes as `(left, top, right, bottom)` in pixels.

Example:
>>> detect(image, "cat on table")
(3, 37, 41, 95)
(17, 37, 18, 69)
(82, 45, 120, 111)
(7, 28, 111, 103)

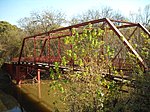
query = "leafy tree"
(0, 21, 24, 65)
(49, 24, 125, 112)
(70, 7, 125, 25)
(143, 4, 150, 27)
(129, 4, 150, 29)
(18, 9, 66, 35)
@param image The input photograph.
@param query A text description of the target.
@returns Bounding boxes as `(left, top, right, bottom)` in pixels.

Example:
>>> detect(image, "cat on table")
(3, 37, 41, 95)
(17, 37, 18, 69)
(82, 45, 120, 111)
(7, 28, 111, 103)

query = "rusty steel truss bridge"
(4, 18, 150, 84)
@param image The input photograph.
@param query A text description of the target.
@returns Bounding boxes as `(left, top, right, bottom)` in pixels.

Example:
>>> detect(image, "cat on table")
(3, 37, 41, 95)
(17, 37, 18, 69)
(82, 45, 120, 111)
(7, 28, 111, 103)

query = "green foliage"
(49, 62, 62, 80)
(0, 21, 24, 65)
(48, 23, 150, 112)
(127, 70, 150, 112)
(64, 24, 105, 69)
(49, 24, 121, 112)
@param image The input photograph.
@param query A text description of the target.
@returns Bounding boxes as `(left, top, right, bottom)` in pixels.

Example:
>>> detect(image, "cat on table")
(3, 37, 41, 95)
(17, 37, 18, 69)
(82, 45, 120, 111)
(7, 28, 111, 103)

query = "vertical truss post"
(48, 34, 50, 64)
(34, 37, 36, 64)
(18, 38, 26, 64)
(37, 69, 41, 83)
(104, 27, 108, 61)
(16, 65, 22, 85)
(58, 38, 61, 60)
(39, 38, 47, 57)
(69, 28, 74, 67)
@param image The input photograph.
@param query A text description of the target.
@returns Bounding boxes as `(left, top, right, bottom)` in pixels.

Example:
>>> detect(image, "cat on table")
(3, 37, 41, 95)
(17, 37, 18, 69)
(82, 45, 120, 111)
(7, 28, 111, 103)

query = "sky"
(0, 0, 149, 26)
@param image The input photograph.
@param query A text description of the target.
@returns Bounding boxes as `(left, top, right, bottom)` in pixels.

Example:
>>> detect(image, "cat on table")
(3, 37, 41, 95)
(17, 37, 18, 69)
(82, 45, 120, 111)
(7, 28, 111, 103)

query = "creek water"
(0, 69, 25, 112)
(12, 81, 66, 112)
(0, 68, 67, 112)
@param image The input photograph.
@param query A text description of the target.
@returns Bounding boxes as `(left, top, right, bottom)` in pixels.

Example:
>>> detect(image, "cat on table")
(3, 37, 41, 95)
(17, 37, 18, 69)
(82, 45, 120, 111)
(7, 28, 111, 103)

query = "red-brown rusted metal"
(18, 38, 25, 63)
(58, 38, 61, 59)
(39, 38, 47, 57)
(37, 69, 41, 83)
(34, 37, 36, 64)
(9, 18, 149, 84)
(138, 23, 150, 36)
(48, 35, 50, 64)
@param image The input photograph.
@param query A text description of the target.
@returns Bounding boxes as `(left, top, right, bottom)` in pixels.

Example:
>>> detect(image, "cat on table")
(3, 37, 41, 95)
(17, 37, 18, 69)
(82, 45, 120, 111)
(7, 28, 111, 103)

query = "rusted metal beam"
(24, 18, 106, 39)
(39, 38, 48, 57)
(23, 22, 137, 41)
(37, 69, 41, 83)
(18, 38, 26, 64)
(34, 37, 36, 64)
(48, 35, 50, 64)
(105, 18, 148, 70)
(18, 18, 149, 71)
(116, 24, 138, 29)
(110, 19, 137, 25)
(138, 23, 150, 37)
(58, 38, 61, 59)
(112, 26, 138, 62)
